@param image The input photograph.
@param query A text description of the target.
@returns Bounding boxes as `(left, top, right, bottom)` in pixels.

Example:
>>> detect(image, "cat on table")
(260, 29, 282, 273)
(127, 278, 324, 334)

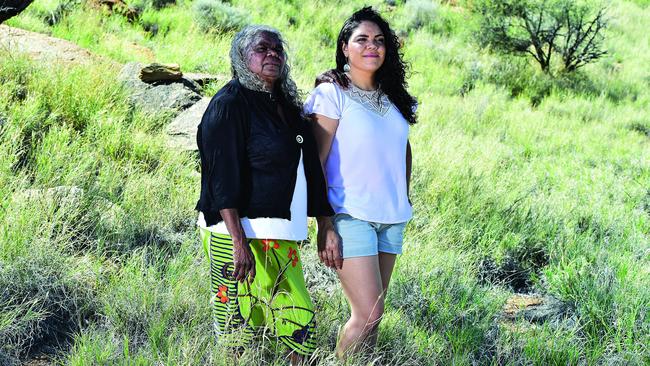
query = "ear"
(341, 42, 349, 58)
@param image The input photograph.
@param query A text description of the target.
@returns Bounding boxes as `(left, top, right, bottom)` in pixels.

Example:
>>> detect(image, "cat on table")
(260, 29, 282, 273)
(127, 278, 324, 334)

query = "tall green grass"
(2, 0, 649, 364)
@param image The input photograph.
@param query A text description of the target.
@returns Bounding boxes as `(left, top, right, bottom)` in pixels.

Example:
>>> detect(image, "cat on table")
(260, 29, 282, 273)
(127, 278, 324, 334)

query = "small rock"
(165, 97, 211, 150)
(140, 62, 182, 83)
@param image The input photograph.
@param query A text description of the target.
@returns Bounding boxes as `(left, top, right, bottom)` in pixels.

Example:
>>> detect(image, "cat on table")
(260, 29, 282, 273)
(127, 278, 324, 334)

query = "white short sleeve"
(304, 83, 342, 119)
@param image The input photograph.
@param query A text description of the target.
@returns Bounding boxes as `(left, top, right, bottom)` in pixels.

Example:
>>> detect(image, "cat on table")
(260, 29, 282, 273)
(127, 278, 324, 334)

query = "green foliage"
(150, 0, 176, 10)
(2, 0, 650, 365)
(403, 0, 438, 31)
(476, 0, 609, 73)
(193, 0, 249, 33)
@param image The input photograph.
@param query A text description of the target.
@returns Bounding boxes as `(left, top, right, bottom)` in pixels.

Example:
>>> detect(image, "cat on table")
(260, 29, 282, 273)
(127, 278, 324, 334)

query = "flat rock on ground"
(165, 97, 212, 150)
(0, 25, 116, 66)
(502, 293, 569, 324)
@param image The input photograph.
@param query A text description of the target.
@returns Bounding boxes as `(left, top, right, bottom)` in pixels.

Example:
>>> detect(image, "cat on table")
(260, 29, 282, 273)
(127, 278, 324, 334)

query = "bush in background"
(150, 0, 175, 10)
(403, 0, 438, 31)
(193, 0, 248, 33)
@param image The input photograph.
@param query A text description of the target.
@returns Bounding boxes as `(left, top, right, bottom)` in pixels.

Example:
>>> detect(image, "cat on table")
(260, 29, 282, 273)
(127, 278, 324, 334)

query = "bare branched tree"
(477, 0, 608, 74)
(560, 4, 608, 72)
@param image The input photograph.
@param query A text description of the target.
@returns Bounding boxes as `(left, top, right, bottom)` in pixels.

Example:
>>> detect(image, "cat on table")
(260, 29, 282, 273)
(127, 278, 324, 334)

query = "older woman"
(195, 25, 333, 363)
(305, 7, 418, 358)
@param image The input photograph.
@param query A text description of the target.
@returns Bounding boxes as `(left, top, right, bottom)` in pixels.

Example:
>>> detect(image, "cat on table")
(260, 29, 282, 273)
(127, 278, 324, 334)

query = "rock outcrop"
(165, 97, 212, 151)
(0, 25, 113, 65)
(118, 62, 202, 114)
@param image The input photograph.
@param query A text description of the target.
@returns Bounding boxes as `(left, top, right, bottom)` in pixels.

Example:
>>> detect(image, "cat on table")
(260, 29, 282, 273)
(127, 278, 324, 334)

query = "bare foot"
(289, 351, 305, 366)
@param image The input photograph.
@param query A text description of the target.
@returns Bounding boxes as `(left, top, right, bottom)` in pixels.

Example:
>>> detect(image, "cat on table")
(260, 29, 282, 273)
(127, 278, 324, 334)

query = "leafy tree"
(476, 0, 608, 73)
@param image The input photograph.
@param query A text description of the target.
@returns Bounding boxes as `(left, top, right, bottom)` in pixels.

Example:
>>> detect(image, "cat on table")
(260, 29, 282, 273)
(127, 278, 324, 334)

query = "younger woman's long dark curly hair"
(335, 6, 417, 124)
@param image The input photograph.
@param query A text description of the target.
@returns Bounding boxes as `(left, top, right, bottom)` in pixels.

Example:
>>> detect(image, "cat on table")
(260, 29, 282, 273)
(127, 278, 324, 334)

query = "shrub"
(42, 0, 80, 26)
(476, 0, 608, 74)
(150, 0, 175, 10)
(403, 0, 438, 31)
(193, 0, 248, 33)
(485, 57, 553, 105)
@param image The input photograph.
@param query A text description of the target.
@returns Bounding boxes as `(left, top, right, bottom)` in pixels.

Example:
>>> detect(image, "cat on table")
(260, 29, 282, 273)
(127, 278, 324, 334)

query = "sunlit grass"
(1, 0, 649, 364)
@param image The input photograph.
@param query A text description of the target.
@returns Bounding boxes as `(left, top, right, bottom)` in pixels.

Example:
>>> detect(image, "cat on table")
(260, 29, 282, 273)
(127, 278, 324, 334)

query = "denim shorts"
(332, 213, 407, 258)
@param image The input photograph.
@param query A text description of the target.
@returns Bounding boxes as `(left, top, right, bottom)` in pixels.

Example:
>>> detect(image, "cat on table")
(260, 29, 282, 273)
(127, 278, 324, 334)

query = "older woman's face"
(246, 32, 286, 87)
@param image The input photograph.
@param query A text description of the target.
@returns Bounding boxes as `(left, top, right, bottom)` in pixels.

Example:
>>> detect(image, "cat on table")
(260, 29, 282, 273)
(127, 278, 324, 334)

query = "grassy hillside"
(1, 0, 649, 365)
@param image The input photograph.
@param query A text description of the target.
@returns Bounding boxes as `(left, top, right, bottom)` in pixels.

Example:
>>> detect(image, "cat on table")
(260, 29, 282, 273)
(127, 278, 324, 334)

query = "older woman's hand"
(220, 208, 256, 283)
(232, 236, 256, 283)
(316, 216, 343, 270)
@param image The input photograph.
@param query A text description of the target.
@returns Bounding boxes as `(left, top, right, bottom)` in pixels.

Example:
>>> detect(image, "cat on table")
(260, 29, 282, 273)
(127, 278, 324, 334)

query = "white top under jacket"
(197, 152, 308, 240)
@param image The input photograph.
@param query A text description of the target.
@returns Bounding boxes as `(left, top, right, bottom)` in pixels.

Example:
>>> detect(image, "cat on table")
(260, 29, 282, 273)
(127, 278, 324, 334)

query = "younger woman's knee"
(360, 302, 384, 329)
(367, 308, 384, 327)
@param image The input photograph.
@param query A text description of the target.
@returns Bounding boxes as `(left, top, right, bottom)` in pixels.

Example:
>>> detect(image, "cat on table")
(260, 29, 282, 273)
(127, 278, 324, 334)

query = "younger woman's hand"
(316, 217, 343, 270)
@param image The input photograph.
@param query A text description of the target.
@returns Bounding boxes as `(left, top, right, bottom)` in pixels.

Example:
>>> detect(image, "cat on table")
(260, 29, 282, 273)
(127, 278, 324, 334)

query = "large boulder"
(0, 25, 112, 65)
(165, 97, 212, 151)
(118, 62, 202, 115)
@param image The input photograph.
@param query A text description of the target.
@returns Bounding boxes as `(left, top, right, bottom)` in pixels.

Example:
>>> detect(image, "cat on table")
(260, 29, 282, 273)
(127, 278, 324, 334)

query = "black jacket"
(195, 79, 333, 226)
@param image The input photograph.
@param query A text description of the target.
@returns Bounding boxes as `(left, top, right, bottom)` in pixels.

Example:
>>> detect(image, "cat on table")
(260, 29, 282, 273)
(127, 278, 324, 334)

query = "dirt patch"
(501, 293, 570, 325)
(22, 353, 53, 366)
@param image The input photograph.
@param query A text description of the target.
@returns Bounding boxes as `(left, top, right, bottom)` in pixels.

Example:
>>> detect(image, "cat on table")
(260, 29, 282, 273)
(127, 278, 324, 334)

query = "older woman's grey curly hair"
(230, 25, 302, 112)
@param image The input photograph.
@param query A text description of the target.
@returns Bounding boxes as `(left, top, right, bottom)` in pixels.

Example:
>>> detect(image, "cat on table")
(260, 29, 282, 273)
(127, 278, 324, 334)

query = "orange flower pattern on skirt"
(201, 230, 317, 356)
(216, 285, 229, 303)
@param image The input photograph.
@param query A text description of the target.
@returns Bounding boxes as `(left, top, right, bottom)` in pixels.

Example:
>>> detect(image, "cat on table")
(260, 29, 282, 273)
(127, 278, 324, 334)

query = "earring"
(343, 56, 350, 72)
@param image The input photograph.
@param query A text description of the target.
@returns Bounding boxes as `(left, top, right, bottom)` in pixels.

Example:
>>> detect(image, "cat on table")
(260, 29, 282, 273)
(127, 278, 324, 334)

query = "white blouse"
(304, 82, 412, 224)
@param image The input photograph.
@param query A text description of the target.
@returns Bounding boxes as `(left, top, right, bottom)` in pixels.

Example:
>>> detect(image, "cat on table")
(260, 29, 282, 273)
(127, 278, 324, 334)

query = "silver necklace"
(343, 82, 391, 116)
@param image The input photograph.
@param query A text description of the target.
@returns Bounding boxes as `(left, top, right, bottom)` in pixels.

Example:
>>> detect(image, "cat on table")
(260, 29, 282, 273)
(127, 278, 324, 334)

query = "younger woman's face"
(342, 21, 386, 76)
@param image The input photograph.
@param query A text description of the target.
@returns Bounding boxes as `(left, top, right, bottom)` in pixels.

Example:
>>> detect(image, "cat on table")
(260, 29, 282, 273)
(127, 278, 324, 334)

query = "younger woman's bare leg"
(335, 255, 385, 358)
(366, 252, 397, 347)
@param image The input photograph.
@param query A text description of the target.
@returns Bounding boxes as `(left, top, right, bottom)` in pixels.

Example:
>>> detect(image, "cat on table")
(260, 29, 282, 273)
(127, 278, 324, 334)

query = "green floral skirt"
(200, 228, 317, 356)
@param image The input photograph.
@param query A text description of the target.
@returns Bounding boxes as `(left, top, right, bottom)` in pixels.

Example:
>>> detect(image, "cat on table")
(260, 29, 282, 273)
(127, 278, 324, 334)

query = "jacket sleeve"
(300, 119, 335, 217)
(196, 93, 248, 221)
